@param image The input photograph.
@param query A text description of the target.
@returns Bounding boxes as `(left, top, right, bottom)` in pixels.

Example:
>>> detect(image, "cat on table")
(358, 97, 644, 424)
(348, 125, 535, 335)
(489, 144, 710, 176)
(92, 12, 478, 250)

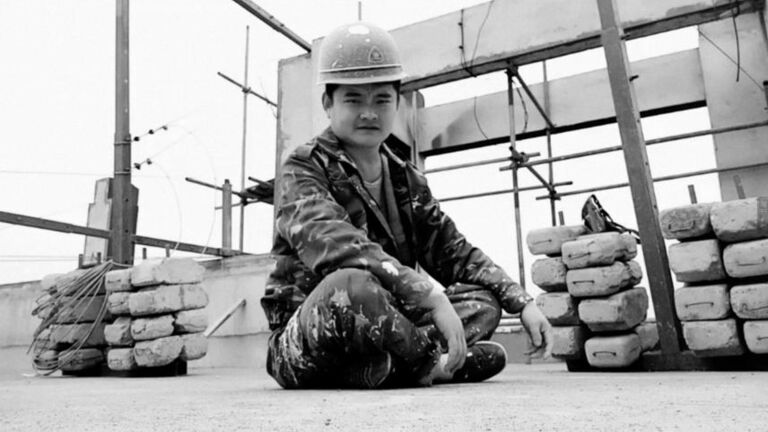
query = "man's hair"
(324, 81, 402, 102)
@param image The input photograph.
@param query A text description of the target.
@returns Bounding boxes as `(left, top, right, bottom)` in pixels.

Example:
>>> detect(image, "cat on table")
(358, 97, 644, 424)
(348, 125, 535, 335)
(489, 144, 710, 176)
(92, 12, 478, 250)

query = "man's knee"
(318, 268, 389, 307)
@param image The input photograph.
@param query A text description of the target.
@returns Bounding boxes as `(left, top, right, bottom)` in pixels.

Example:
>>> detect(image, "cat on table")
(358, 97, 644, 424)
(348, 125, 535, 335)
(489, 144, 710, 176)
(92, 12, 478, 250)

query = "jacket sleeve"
(412, 170, 534, 314)
(276, 150, 434, 311)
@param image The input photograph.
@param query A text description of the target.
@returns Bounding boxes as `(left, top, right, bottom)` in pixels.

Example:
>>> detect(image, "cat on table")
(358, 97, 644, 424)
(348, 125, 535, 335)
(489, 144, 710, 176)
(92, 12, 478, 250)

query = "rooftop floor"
(2, 348, 767, 432)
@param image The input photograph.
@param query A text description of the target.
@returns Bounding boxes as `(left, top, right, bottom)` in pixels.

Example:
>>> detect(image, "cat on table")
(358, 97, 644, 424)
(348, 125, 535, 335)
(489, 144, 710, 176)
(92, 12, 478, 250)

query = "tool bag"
(581, 194, 641, 243)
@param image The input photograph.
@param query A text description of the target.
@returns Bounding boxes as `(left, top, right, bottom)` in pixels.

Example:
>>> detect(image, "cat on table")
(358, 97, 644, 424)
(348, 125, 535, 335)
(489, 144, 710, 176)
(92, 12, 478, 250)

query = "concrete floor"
(2, 350, 768, 432)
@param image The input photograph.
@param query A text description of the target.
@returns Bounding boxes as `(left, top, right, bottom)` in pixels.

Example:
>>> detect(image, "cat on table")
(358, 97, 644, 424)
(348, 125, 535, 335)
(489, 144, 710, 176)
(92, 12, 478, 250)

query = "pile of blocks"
(662, 197, 768, 356)
(528, 226, 658, 368)
(33, 269, 111, 373)
(104, 258, 210, 371)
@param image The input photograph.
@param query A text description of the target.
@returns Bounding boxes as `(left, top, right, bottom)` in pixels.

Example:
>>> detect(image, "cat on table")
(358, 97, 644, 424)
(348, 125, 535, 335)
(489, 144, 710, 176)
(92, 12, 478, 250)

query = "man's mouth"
(356, 125, 379, 131)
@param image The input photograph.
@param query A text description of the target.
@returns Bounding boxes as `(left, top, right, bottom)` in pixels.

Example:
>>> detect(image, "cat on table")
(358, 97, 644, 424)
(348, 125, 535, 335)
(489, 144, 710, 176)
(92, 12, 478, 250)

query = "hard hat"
(317, 22, 406, 85)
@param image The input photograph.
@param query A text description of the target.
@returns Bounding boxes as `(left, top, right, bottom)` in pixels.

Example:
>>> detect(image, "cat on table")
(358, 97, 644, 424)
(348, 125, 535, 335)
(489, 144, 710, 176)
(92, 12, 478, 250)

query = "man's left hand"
(520, 302, 552, 359)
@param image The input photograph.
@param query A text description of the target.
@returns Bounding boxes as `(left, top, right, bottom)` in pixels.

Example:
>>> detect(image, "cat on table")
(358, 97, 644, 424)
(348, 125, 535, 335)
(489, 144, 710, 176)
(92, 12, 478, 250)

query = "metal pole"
(439, 181, 573, 203)
(543, 60, 556, 226)
(112, 0, 134, 265)
(230, 0, 311, 52)
(513, 70, 556, 131)
(239, 26, 250, 252)
(506, 67, 526, 288)
(223, 179, 233, 254)
(687, 184, 698, 204)
(204, 298, 247, 338)
(598, 0, 682, 355)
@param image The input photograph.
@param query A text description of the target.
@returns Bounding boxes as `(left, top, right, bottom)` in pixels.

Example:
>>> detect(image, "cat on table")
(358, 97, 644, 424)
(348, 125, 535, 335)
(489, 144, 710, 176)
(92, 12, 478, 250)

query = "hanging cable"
(458, 0, 495, 77)
(698, 29, 763, 90)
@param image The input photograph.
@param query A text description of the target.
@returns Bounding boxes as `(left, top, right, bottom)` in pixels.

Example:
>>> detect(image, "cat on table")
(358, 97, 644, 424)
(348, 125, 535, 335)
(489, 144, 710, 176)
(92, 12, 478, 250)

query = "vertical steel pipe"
(506, 68, 526, 288)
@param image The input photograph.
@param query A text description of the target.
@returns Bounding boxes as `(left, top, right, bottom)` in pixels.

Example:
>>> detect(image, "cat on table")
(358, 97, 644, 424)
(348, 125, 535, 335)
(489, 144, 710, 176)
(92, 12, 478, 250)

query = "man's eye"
(344, 99, 361, 104)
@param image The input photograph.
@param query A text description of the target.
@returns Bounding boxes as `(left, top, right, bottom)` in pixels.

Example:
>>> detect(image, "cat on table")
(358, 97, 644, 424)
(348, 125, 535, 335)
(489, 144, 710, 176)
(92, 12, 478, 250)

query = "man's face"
(323, 83, 398, 151)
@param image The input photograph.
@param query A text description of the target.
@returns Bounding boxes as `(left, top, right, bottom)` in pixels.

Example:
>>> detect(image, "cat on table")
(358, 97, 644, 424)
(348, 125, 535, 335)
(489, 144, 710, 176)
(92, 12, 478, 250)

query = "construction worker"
(261, 22, 552, 389)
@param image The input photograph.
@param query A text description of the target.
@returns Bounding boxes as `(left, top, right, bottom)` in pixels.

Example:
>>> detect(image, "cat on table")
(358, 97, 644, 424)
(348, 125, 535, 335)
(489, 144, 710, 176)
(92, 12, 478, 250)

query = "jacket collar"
(314, 127, 406, 171)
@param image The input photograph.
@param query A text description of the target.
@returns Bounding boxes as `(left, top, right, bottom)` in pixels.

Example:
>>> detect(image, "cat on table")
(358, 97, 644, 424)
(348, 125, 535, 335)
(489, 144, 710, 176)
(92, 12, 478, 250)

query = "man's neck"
(344, 143, 383, 182)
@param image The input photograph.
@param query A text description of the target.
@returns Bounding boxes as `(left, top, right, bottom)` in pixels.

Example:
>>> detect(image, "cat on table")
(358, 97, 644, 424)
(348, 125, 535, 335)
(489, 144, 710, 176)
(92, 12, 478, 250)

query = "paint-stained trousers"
(266, 268, 502, 389)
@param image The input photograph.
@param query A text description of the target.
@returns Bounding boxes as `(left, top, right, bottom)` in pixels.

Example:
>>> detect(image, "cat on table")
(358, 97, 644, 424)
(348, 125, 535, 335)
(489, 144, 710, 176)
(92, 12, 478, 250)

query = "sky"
(0, 0, 723, 306)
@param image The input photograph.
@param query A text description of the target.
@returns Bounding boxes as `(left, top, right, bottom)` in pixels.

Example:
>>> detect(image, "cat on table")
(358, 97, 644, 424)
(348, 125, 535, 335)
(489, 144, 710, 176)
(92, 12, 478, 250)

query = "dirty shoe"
(450, 341, 507, 383)
(341, 352, 392, 389)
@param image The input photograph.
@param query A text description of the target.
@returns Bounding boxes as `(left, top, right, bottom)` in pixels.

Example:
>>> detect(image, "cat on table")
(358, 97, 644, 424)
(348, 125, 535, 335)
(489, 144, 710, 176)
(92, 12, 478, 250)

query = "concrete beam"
(420, 48, 705, 155)
(392, 0, 759, 91)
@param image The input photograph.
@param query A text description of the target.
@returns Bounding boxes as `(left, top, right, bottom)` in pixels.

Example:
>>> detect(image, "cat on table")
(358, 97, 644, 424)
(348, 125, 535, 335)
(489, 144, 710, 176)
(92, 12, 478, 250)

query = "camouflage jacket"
(261, 127, 533, 331)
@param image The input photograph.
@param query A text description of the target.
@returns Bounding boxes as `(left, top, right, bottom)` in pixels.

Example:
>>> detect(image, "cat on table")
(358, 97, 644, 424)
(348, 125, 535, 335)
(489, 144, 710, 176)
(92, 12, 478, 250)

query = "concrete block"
(743, 321, 768, 354)
(682, 319, 744, 357)
(104, 317, 133, 347)
(174, 309, 208, 334)
(633, 321, 659, 351)
(131, 315, 175, 341)
(710, 197, 768, 243)
(535, 293, 579, 326)
(50, 323, 106, 347)
(526, 225, 587, 256)
(107, 292, 131, 316)
(41, 269, 89, 294)
(674, 284, 731, 321)
(54, 295, 108, 324)
(659, 203, 714, 240)
(668, 239, 726, 283)
(105, 268, 132, 293)
(133, 335, 183, 367)
(730, 283, 768, 319)
(723, 239, 768, 278)
(561, 232, 637, 269)
(59, 348, 104, 372)
(550, 325, 587, 359)
(585, 334, 642, 368)
(128, 284, 208, 317)
(578, 287, 648, 332)
(107, 348, 138, 371)
(33, 350, 59, 370)
(130, 258, 205, 287)
(566, 260, 642, 298)
(179, 333, 208, 361)
(32, 328, 59, 350)
(531, 257, 567, 292)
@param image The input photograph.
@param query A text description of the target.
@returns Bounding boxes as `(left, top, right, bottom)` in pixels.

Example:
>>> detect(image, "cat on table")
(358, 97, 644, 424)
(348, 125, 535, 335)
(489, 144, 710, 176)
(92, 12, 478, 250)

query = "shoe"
(450, 341, 507, 383)
(341, 352, 392, 389)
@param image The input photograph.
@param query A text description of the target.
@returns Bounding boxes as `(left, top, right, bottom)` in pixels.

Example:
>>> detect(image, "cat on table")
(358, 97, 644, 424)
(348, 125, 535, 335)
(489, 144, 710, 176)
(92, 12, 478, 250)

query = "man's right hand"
(421, 288, 467, 375)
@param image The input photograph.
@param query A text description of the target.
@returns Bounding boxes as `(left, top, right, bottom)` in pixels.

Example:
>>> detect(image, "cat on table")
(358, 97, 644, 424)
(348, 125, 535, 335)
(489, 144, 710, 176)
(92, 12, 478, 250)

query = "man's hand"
(520, 302, 552, 359)
(421, 288, 467, 375)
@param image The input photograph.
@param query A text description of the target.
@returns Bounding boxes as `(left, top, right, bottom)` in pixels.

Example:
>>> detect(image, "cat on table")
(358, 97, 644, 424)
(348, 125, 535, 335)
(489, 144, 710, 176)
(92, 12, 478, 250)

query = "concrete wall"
(700, 10, 768, 200)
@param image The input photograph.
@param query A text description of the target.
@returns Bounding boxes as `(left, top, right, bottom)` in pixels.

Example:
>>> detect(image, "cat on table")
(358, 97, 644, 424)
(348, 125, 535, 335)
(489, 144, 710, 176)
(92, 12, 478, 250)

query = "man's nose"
(360, 109, 378, 121)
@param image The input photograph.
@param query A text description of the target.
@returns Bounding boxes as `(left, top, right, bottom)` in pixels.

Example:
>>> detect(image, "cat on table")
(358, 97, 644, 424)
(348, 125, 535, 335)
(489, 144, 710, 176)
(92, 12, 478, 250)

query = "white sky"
(0, 0, 722, 302)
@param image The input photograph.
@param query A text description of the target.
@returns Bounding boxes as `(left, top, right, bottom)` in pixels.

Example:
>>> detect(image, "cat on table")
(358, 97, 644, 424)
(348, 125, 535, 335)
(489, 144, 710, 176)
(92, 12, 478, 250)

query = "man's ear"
(322, 92, 332, 116)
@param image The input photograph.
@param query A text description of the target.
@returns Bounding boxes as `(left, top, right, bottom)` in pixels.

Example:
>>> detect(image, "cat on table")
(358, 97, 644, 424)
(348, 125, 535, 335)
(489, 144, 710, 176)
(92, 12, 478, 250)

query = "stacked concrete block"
(662, 198, 768, 357)
(104, 258, 209, 371)
(32, 267, 112, 372)
(528, 228, 649, 368)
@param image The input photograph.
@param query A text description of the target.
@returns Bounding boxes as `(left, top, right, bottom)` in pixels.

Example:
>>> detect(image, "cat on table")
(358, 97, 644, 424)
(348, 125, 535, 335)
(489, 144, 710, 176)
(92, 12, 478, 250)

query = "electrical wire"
(458, 0, 495, 76)
(698, 29, 762, 90)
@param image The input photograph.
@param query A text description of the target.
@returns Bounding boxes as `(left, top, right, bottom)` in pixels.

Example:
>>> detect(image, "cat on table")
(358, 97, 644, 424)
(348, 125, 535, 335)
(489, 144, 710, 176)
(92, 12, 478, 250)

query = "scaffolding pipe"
(512, 69, 556, 131)
(506, 67, 526, 288)
(543, 60, 557, 226)
(438, 181, 573, 203)
(230, 0, 311, 52)
(534, 142, 768, 200)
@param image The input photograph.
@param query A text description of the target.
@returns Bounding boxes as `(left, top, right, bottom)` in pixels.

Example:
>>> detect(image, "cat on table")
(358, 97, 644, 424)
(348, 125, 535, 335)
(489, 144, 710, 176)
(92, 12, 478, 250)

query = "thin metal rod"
(185, 176, 249, 199)
(524, 119, 768, 169)
(733, 174, 746, 199)
(217, 72, 277, 107)
(133, 235, 236, 257)
(536, 146, 768, 200)
(0, 211, 111, 239)
(513, 69, 556, 131)
(230, 0, 311, 52)
(112, 0, 134, 265)
(439, 181, 573, 203)
(438, 119, 768, 176)
(223, 179, 233, 253)
(204, 298, 247, 337)
(247, 176, 271, 186)
(239, 26, 250, 252)
(543, 60, 556, 225)
(506, 67, 526, 288)
(0, 211, 238, 257)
